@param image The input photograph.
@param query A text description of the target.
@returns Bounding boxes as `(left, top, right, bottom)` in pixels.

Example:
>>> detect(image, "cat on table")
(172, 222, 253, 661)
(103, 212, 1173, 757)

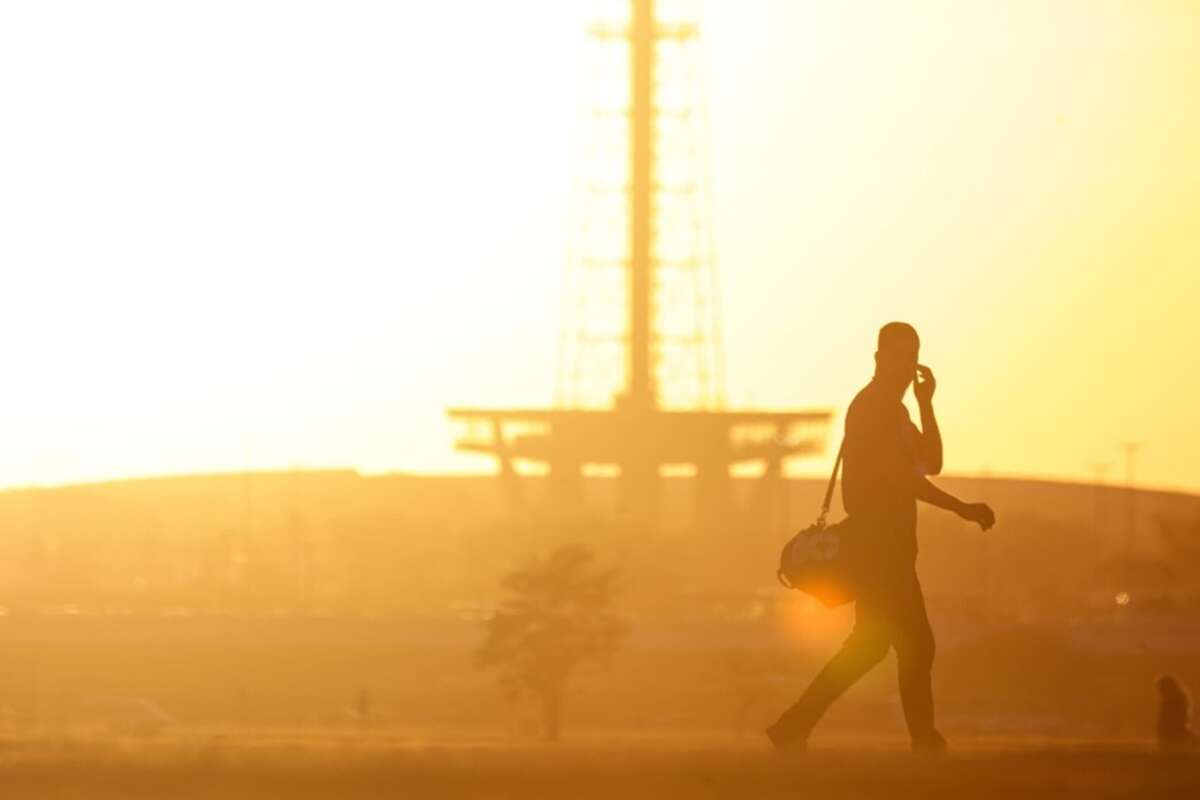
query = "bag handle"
(817, 438, 845, 527)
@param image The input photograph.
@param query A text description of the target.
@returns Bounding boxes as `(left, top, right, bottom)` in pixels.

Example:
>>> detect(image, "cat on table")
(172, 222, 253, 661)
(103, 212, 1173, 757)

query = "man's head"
(874, 322, 920, 387)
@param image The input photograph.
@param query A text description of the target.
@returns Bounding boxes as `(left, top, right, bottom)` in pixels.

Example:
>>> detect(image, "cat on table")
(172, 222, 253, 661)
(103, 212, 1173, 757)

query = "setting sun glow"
(1, 0, 1196, 491)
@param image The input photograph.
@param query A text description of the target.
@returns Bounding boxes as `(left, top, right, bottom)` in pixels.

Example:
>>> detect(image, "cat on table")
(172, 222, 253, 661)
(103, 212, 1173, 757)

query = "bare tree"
(477, 544, 626, 742)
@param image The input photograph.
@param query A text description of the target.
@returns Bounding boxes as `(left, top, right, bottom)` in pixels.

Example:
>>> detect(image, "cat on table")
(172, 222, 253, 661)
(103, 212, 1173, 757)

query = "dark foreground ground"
(0, 736, 1195, 799)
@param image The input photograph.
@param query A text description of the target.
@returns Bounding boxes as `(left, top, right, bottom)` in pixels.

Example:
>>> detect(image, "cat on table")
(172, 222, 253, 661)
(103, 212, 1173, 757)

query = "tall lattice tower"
(449, 0, 831, 528)
(558, 0, 724, 413)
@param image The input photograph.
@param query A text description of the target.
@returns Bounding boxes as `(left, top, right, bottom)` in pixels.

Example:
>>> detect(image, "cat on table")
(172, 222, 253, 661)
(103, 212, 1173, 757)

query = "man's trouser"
(773, 567, 936, 741)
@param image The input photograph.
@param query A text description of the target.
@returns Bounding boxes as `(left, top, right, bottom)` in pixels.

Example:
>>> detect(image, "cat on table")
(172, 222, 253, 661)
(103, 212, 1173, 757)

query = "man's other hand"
(960, 502, 995, 531)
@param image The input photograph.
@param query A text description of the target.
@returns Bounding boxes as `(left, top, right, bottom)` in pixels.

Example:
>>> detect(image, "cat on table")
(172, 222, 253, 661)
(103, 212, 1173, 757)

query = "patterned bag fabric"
(776, 441, 861, 607)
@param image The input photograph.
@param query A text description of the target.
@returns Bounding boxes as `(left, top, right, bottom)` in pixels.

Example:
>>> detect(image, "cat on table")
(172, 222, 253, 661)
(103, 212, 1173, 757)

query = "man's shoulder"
(846, 382, 905, 429)
(846, 382, 880, 418)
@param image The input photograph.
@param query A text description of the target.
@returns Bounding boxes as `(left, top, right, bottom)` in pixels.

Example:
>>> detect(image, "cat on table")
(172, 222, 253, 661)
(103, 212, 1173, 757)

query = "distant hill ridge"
(2, 470, 1194, 542)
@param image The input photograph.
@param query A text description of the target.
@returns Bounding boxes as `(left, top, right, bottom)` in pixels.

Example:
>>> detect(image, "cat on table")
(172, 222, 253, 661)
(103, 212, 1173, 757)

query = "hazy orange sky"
(0, 1, 1197, 492)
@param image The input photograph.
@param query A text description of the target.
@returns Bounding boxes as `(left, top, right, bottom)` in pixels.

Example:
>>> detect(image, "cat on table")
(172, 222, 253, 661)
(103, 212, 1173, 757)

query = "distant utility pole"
(1119, 443, 1141, 560)
(1091, 461, 1109, 538)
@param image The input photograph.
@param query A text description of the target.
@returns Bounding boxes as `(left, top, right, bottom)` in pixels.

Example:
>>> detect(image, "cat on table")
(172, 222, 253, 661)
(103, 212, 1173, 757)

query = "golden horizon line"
(0, 465, 1193, 499)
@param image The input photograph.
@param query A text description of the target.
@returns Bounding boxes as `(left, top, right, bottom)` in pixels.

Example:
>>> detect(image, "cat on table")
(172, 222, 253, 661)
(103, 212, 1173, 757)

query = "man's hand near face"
(914, 364, 936, 405)
(913, 364, 942, 474)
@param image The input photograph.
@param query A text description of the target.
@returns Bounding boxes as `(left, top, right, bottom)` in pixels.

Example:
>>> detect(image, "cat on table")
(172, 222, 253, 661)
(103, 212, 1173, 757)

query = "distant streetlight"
(1120, 443, 1141, 559)
(1091, 462, 1109, 537)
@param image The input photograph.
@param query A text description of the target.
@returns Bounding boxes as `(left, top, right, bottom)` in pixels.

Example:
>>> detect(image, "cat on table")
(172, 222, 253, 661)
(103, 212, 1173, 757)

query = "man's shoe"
(765, 722, 807, 754)
(911, 730, 948, 756)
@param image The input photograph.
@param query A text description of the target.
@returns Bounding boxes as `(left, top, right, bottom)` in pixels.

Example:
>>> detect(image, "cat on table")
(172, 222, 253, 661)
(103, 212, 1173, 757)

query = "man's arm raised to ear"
(914, 364, 943, 474)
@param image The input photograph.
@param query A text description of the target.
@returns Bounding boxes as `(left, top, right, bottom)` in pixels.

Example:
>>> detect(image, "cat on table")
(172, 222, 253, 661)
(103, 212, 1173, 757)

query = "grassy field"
(0, 735, 1195, 799)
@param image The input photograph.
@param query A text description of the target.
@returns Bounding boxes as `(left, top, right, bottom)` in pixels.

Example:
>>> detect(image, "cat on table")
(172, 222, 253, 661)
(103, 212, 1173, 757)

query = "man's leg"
(768, 598, 891, 748)
(890, 571, 942, 750)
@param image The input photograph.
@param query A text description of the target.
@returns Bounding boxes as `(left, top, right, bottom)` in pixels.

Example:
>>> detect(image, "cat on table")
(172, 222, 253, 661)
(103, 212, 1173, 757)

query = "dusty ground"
(0, 735, 1195, 798)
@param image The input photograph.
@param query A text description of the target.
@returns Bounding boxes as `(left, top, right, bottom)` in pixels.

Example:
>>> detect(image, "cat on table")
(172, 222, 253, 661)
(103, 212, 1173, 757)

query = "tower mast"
(447, 0, 833, 529)
(627, 0, 656, 412)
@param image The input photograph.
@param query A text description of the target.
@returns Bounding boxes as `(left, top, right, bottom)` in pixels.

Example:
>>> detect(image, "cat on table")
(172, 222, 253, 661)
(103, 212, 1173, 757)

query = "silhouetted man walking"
(767, 322, 995, 754)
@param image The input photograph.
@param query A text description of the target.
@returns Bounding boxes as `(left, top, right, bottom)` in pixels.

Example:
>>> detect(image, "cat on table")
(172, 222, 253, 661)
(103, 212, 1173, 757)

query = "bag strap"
(818, 438, 845, 526)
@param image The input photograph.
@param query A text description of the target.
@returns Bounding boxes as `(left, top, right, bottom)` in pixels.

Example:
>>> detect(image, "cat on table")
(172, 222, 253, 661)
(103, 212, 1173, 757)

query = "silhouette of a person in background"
(1157, 675, 1196, 752)
(767, 322, 995, 754)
